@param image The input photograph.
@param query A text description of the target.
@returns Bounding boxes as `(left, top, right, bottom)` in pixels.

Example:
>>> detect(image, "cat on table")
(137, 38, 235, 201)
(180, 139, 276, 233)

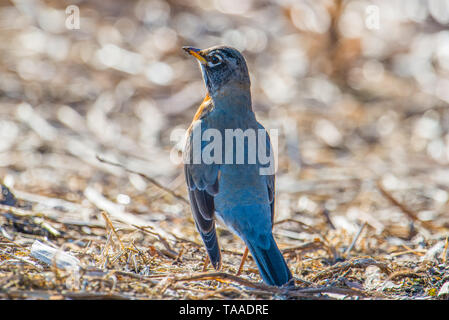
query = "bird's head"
(183, 45, 251, 98)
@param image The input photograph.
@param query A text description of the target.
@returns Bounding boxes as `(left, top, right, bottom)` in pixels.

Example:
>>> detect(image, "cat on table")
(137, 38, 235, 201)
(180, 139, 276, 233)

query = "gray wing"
(257, 122, 276, 225)
(184, 120, 221, 269)
(267, 173, 275, 225)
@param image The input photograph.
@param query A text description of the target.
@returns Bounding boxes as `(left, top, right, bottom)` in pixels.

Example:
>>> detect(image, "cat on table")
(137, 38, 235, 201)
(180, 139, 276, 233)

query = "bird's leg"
(236, 247, 249, 276)
(202, 254, 210, 272)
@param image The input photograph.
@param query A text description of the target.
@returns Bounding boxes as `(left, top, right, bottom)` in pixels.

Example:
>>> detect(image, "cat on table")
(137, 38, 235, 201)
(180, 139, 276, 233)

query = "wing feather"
(183, 97, 221, 269)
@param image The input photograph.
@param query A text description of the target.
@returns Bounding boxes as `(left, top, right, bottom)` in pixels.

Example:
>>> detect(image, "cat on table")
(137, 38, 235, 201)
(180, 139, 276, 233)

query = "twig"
(0, 204, 42, 218)
(390, 249, 425, 257)
(170, 234, 202, 247)
(376, 179, 437, 231)
(100, 230, 113, 263)
(173, 271, 369, 298)
(274, 218, 337, 260)
(111, 270, 159, 285)
(159, 248, 179, 260)
(174, 245, 185, 264)
(152, 276, 175, 296)
(132, 225, 178, 260)
(344, 222, 366, 257)
(202, 255, 210, 272)
(101, 211, 125, 251)
(321, 208, 336, 230)
(0, 248, 43, 271)
(0, 235, 28, 251)
(291, 286, 369, 298)
(282, 240, 328, 255)
(60, 291, 133, 300)
(313, 257, 392, 281)
(132, 240, 149, 265)
(9, 188, 93, 216)
(96, 155, 189, 204)
(173, 272, 281, 292)
(442, 236, 448, 263)
(273, 218, 322, 234)
(132, 224, 175, 254)
(84, 186, 174, 241)
(387, 270, 424, 281)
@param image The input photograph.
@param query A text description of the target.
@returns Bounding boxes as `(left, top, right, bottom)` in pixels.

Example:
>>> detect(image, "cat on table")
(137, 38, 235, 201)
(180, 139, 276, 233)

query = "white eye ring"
(207, 53, 223, 67)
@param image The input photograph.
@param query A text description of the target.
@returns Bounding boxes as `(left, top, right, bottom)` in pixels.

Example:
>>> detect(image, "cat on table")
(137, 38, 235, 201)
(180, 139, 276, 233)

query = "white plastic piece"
(30, 240, 80, 271)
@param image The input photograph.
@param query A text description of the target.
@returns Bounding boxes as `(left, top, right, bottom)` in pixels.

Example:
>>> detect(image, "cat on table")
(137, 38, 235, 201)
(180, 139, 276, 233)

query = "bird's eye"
(207, 54, 223, 67)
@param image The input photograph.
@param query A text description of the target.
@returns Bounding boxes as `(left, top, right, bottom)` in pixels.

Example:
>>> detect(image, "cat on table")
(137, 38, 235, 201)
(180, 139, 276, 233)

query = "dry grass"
(1, 170, 448, 300)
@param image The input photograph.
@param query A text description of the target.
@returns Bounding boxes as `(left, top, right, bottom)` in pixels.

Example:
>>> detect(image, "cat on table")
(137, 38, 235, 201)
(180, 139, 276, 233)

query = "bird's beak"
(183, 46, 207, 65)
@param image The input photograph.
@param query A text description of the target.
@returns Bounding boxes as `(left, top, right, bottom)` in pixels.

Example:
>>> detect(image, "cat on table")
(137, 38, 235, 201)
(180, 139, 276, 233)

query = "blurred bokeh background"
(1, 0, 449, 299)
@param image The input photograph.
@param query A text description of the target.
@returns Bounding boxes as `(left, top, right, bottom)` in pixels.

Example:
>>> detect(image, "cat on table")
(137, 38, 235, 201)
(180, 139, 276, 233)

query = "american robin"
(183, 45, 293, 287)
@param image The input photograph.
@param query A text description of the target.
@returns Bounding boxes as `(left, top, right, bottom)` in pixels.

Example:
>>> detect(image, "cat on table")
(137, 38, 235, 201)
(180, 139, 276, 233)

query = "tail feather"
(246, 234, 293, 287)
(197, 224, 221, 270)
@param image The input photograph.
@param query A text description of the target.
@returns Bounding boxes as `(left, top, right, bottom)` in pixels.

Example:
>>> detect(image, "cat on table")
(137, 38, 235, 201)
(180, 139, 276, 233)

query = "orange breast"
(193, 94, 211, 121)
(188, 94, 211, 133)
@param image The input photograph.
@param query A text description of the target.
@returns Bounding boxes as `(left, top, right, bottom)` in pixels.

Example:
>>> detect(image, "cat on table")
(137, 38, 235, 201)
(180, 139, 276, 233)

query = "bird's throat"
(209, 85, 252, 113)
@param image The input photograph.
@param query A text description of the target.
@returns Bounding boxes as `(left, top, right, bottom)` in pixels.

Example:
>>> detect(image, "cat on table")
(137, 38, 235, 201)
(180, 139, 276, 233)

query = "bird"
(182, 45, 293, 287)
